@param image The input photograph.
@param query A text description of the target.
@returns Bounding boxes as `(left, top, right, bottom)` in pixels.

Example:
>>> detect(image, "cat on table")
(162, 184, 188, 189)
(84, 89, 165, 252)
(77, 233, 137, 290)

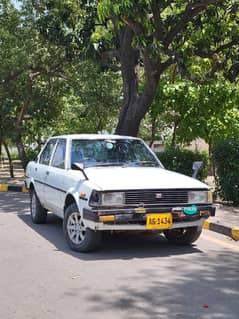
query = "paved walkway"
(0, 160, 25, 185)
(205, 205, 239, 240)
(209, 206, 239, 229)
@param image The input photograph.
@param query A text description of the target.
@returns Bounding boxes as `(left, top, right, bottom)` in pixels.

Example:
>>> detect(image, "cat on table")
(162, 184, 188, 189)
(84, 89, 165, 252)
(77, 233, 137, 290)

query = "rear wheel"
(164, 227, 202, 245)
(63, 203, 101, 252)
(30, 189, 47, 224)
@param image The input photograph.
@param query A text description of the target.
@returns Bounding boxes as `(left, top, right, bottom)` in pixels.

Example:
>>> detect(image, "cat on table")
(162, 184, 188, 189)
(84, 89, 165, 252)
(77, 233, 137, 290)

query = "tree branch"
(16, 76, 33, 130)
(120, 17, 144, 36)
(195, 38, 239, 58)
(225, 62, 239, 82)
(151, 0, 165, 41)
(164, 0, 221, 48)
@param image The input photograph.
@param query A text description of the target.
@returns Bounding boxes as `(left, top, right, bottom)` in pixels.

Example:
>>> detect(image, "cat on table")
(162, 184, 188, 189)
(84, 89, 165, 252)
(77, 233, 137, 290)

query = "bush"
(214, 138, 239, 204)
(156, 148, 209, 181)
(24, 147, 39, 164)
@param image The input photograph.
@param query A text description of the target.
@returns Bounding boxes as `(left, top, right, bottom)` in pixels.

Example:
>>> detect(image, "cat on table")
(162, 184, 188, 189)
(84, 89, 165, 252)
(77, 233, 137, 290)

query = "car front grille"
(125, 189, 189, 206)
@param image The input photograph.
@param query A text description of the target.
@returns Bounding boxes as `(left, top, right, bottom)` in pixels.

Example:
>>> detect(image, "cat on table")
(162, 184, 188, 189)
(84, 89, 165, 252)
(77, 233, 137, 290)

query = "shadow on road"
(0, 192, 202, 260)
(18, 212, 202, 261)
(0, 192, 29, 214)
(83, 250, 239, 319)
(1, 194, 239, 318)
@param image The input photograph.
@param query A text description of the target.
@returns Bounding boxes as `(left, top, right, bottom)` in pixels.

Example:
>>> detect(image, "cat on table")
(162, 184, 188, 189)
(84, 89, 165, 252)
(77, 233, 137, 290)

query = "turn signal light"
(99, 215, 115, 222)
(208, 191, 213, 203)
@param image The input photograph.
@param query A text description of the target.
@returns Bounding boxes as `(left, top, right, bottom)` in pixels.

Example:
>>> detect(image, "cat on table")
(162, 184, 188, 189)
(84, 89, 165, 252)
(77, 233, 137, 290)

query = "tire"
(63, 203, 101, 252)
(164, 226, 202, 245)
(30, 189, 47, 224)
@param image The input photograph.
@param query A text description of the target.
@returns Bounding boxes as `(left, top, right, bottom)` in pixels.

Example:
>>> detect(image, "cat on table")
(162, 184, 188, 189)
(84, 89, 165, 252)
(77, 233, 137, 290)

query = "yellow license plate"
(146, 213, 173, 230)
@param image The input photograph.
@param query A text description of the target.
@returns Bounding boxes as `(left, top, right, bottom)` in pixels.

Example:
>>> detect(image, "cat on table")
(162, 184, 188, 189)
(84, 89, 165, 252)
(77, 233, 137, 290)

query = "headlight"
(102, 192, 125, 206)
(89, 191, 125, 206)
(188, 191, 208, 204)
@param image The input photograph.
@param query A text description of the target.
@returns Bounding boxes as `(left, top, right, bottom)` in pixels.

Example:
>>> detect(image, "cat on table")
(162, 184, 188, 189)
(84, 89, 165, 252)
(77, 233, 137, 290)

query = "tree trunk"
(0, 140, 3, 166)
(115, 27, 160, 137)
(3, 142, 14, 178)
(15, 75, 33, 169)
(149, 116, 157, 147)
(208, 138, 215, 177)
(171, 121, 177, 148)
(16, 133, 27, 169)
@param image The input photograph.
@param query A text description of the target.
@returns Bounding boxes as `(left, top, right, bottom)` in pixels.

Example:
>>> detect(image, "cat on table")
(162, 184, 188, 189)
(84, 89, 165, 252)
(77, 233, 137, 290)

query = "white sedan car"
(25, 134, 215, 252)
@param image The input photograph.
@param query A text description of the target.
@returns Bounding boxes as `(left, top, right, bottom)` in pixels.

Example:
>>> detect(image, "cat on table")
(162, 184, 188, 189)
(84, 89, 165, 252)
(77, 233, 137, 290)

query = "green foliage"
(28, 0, 98, 60)
(1, 0, 239, 161)
(146, 79, 239, 148)
(24, 147, 39, 164)
(157, 148, 209, 181)
(0, 0, 69, 144)
(0, 1, 121, 163)
(97, 0, 239, 81)
(214, 138, 239, 204)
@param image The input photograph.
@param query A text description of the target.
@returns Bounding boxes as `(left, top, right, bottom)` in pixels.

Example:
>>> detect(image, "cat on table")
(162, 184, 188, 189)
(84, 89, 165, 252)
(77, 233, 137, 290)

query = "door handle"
(46, 171, 50, 175)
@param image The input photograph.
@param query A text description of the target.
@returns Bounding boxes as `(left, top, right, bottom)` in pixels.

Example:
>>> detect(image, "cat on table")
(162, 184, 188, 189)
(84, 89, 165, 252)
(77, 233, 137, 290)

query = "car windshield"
(71, 139, 161, 168)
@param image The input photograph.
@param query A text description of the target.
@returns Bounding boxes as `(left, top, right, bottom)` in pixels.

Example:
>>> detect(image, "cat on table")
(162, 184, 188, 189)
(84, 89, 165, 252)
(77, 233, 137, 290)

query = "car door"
(43, 139, 67, 216)
(34, 139, 57, 206)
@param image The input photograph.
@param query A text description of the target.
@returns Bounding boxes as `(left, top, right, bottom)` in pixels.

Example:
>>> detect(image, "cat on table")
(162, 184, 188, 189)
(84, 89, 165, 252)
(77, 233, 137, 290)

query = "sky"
(11, 0, 21, 9)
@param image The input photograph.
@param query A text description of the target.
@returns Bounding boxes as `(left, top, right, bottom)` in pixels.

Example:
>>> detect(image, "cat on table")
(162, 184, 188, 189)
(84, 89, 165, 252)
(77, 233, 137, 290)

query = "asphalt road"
(0, 192, 239, 319)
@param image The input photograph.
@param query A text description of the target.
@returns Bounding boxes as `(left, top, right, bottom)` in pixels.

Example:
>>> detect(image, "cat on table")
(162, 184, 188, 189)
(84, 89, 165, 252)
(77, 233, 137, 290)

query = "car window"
(71, 139, 160, 167)
(39, 140, 56, 165)
(51, 139, 66, 169)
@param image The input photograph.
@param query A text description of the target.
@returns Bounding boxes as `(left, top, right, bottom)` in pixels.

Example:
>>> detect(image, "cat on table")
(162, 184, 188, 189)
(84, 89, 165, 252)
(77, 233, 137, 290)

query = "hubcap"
(67, 212, 86, 245)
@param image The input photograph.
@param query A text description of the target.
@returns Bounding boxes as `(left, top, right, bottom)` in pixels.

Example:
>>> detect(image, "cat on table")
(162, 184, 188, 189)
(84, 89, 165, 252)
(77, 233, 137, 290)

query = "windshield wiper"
(87, 161, 159, 168)
(131, 161, 158, 167)
(90, 162, 125, 167)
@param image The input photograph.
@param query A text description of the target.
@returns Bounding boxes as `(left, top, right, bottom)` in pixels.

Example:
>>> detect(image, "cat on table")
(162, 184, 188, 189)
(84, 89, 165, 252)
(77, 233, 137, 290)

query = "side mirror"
(71, 162, 88, 180)
(192, 161, 203, 179)
(72, 162, 84, 170)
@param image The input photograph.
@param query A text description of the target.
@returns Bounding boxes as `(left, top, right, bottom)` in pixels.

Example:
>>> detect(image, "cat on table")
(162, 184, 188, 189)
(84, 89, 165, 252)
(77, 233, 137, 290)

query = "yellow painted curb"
(22, 186, 28, 193)
(0, 184, 8, 192)
(231, 227, 239, 241)
(203, 220, 210, 230)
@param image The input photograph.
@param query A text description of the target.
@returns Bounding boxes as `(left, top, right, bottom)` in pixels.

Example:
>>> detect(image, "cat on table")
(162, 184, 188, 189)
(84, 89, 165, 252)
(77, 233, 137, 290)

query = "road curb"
(203, 220, 239, 241)
(0, 184, 28, 193)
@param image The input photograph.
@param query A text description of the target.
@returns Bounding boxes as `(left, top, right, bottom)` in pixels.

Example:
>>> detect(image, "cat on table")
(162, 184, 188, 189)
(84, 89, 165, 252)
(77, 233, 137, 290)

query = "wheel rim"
(31, 193, 37, 218)
(67, 212, 86, 245)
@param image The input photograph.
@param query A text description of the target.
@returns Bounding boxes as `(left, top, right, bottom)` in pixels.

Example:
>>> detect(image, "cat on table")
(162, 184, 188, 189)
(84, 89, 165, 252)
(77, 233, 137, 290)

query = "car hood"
(84, 166, 208, 190)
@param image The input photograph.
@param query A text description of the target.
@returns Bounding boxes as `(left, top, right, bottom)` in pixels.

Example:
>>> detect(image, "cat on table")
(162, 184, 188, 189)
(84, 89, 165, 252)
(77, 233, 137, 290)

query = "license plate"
(146, 213, 173, 230)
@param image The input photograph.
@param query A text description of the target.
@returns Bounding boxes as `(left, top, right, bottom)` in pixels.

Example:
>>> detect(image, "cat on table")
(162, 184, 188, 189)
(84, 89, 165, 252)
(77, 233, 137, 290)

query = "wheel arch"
(29, 182, 35, 193)
(64, 194, 77, 215)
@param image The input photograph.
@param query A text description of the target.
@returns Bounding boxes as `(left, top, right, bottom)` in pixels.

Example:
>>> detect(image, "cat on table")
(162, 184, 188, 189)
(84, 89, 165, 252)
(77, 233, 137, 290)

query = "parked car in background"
(25, 134, 215, 252)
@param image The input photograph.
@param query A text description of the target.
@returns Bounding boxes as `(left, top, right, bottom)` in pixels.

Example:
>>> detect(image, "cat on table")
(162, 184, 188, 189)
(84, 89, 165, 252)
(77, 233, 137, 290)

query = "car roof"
(49, 134, 141, 140)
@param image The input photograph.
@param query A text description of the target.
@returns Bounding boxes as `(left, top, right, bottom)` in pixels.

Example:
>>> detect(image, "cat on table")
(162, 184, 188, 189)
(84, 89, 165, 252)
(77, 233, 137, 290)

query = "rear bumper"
(83, 204, 216, 231)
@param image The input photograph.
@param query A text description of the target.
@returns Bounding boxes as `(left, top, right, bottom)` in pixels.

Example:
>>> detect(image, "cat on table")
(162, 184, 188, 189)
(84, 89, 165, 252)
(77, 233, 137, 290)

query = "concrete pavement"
(204, 206, 239, 241)
(0, 191, 239, 319)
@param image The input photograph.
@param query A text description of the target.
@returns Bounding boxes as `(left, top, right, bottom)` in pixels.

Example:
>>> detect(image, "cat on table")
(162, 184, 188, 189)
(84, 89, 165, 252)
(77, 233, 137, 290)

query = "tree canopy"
(97, 0, 239, 135)
(0, 0, 239, 169)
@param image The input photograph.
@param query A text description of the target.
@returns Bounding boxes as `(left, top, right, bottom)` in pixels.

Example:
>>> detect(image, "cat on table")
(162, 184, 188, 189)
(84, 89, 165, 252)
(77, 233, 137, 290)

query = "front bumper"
(83, 204, 216, 231)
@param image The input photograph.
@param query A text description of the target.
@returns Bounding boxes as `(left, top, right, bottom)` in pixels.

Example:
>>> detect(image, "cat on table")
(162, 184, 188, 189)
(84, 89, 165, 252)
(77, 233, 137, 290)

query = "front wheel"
(164, 226, 202, 245)
(63, 203, 101, 252)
